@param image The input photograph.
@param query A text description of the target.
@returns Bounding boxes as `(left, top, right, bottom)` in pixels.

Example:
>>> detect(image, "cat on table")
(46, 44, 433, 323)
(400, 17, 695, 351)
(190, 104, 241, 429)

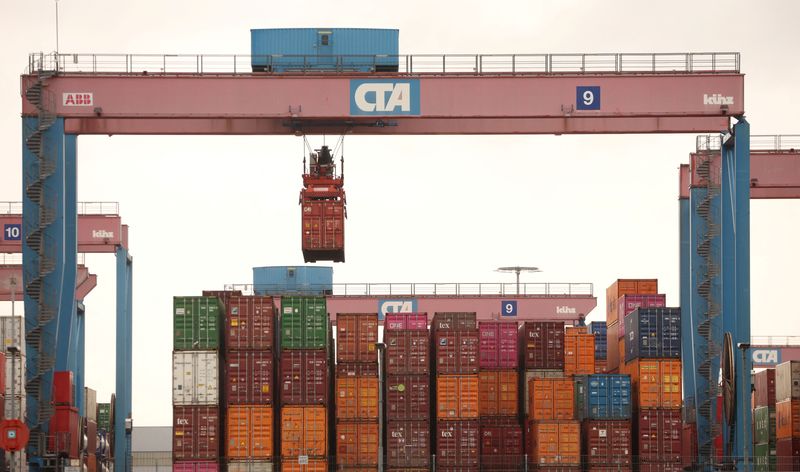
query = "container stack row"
(335, 313, 379, 471)
(432, 312, 480, 472)
(605, 279, 664, 374)
(753, 368, 777, 471)
(775, 361, 800, 471)
(384, 312, 431, 471)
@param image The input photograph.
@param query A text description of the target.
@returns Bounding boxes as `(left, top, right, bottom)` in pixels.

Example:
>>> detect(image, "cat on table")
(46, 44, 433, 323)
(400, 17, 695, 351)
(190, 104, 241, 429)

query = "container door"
(317, 30, 334, 67)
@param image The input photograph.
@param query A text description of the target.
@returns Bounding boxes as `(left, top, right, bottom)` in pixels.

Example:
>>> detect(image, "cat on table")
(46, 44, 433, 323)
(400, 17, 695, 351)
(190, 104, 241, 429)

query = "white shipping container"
(172, 351, 218, 405)
(0, 316, 25, 353)
(5, 352, 25, 396)
(776, 360, 800, 402)
(5, 394, 26, 420)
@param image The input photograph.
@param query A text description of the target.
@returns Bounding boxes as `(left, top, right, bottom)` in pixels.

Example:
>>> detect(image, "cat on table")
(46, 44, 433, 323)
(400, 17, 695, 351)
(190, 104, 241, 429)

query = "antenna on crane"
(495, 266, 541, 295)
(55, 0, 60, 54)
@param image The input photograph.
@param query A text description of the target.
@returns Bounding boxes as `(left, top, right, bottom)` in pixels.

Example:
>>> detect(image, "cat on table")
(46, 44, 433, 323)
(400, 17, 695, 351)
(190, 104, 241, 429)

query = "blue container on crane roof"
(589, 321, 608, 360)
(253, 265, 333, 296)
(250, 28, 399, 72)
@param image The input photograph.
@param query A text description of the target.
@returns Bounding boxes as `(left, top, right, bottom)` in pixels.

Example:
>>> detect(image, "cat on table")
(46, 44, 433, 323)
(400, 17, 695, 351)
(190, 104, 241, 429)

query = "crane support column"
(720, 120, 752, 469)
(75, 302, 86, 416)
(115, 246, 133, 472)
(679, 185, 696, 425)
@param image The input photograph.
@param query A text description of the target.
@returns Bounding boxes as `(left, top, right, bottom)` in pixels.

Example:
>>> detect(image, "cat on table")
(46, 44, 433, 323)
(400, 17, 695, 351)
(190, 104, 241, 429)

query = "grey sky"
(1, 1, 799, 426)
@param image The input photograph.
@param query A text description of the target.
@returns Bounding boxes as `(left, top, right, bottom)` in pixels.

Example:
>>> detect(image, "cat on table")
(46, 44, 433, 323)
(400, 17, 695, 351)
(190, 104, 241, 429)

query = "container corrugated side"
(635, 408, 682, 463)
(754, 405, 776, 445)
(776, 399, 800, 439)
(279, 406, 327, 457)
(478, 370, 518, 417)
(520, 322, 565, 370)
(626, 359, 682, 408)
(478, 321, 518, 369)
(754, 368, 777, 408)
(226, 461, 273, 472)
(226, 406, 273, 459)
(173, 406, 219, 460)
(528, 376, 574, 420)
(436, 375, 479, 419)
(226, 296, 275, 351)
(174, 297, 222, 350)
(335, 421, 379, 467)
(624, 307, 681, 362)
(614, 294, 667, 338)
(386, 374, 429, 420)
(434, 330, 479, 374)
(527, 420, 580, 466)
(479, 418, 523, 470)
(224, 351, 273, 405)
(436, 419, 479, 468)
(335, 376, 378, 420)
(583, 419, 632, 467)
(279, 297, 327, 350)
(336, 313, 378, 363)
(583, 374, 632, 420)
(173, 351, 219, 405)
(386, 420, 430, 469)
(279, 349, 328, 405)
(776, 361, 800, 402)
(172, 461, 219, 472)
(385, 329, 429, 375)
(384, 313, 428, 331)
(565, 332, 595, 375)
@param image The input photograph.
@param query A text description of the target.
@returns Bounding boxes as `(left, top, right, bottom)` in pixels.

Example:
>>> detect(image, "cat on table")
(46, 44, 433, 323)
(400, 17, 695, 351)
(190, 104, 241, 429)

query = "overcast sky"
(1, 1, 799, 426)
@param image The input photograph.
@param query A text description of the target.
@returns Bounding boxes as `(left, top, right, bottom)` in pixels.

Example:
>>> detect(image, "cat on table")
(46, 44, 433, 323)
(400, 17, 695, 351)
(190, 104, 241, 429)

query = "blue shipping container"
(624, 307, 681, 362)
(252, 266, 333, 296)
(589, 321, 608, 359)
(584, 374, 632, 420)
(251, 28, 399, 72)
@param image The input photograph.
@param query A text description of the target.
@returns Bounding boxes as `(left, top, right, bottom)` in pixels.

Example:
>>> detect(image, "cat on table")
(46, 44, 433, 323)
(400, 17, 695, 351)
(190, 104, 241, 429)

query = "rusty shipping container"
(224, 351, 273, 405)
(335, 376, 379, 420)
(226, 296, 275, 350)
(478, 370, 518, 417)
(528, 376, 574, 420)
(527, 420, 581, 466)
(523, 370, 565, 416)
(776, 399, 800, 439)
(386, 374, 430, 420)
(434, 329, 479, 375)
(636, 408, 682, 463)
(279, 349, 328, 405)
(280, 406, 327, 457)
(755, 368, 777, 408)
(480, 418, 523, 470)
(436, 419, 480, 469)
(583, 420, 632, 467)
(301, 198, 345, 263)
(336, 313, 378, 364)
(436, 375, 479, 419)
(776, 361, 800, 402)
(614, 294, 667, 337)
(385, 329, 430, 375)
(386, 420, 430, 469)
(432, 312, 477, 332)
(521, 322, 565, 370)
(776, 437, 800, 472)
(564, 332, 595, 375)
(478, 321, 518, 370)
(226, 406, 273, 459)
(625, 359, 682, 408)
(336, 362, 378, 377)
(173, 406, 219, 460)
(335, 421, 379, 467)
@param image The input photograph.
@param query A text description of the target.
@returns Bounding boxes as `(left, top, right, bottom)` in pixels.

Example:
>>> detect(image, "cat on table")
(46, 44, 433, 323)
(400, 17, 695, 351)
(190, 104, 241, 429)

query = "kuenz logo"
(556, 306, 576, 315)
(92, 230, 114, 239)
(704, 93, 734, 105)
(350, 80, 420, 116)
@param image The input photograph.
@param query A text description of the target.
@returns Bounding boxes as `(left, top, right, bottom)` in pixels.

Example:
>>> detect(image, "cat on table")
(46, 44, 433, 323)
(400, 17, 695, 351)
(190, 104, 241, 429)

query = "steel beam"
(115, 247, 133, 472)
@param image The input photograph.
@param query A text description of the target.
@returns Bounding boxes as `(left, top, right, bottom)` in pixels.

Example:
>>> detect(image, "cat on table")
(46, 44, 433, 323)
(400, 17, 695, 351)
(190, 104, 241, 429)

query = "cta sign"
(350, 80, 420, 115)
(378, 299, 418, 320)
(752, 349, 781, 366)
(63, 93, 93, 106)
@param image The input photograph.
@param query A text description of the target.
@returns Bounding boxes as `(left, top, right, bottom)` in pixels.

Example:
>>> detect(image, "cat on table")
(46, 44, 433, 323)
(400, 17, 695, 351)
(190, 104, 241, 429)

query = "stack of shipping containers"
(224, 295, 276, 472)
(477, 321, 522, 471)
(604, 280, 663, 375)
(384, 313, 431, 471)
(433, 312, 479, 471)
(578, 373, 633, 471)
(776, 360, 800, 471)
(173, 296, 222, 472)
(753, 368, 777, 471)
(278, 296, 329, 472)
(335, 313, 379, 470)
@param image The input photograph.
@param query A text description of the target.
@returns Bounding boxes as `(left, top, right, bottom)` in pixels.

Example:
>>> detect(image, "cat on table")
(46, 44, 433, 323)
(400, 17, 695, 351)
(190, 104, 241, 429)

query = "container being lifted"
(300, 144, 346, 263)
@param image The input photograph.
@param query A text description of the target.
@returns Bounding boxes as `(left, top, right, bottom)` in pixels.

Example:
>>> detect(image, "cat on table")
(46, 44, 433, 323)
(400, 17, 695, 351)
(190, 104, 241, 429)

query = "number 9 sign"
(576, 86, 601, 110)
(501, 300, 517, 317)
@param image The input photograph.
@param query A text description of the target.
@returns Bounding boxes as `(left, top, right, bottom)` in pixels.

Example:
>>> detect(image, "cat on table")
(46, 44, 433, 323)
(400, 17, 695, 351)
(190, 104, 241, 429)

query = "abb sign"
(63, 93, 93, 106)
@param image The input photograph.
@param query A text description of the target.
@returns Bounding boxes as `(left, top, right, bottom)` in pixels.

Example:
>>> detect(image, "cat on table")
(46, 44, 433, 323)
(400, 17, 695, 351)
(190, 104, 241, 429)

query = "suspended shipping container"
(224, 351, 273, 405)
(174, 297, 222, 350)
(336, 313, 378, 363)
(225, 296, 275, 351)
(173, 351, 219, 405)
(300, 197, 345, 263)
(624, 307, 681, 362)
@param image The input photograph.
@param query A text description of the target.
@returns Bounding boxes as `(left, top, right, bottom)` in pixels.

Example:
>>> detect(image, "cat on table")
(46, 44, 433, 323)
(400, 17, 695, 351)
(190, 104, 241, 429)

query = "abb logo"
(63, 93, 93, 106)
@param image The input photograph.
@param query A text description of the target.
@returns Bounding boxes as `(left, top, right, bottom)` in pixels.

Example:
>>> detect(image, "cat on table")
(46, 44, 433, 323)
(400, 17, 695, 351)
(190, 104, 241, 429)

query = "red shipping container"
(224, 350, 273, 405)
(225, 296, 275, 351)
(173, 406, 219, 460)
(434, 330, 479, 374)
(583, 420, 632, 467)
(53, 371, 74, 406)
(436, 419, 480, 468)
(386, 374, 430, 420)
(606, 321, 621, 372)
(385, 329, 429, 375)
(615, 294, 666, 339)
(637, 463, 683, 472)
(432, 312, 477, 331)
(49, 405, 80, 459)
(336, 421, 379, 467)
(173, 461, 220, 472)
(682, 422, 698, 470)
(777, 437, 800, 472)
(202, 289, 242, 307)
(301, 197, 345, 263)
(279, 350, 328, 405)
(0, 352, 5, 399)
(636, 408, 682, 463)
(386, 420, 430, 469)
(755, 368, 777, 408)
(521, 322, 565, 370)
(336, 313, 378, 363)
(336, 362, 379, 377)
(480, 419, 523, 470)
(385, 313, 428, 331)
(478, 321, 518, 369)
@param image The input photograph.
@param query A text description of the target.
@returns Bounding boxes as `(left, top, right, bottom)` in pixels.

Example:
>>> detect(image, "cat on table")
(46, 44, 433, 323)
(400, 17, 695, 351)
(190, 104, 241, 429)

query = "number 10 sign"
(576, 86, 601, 110)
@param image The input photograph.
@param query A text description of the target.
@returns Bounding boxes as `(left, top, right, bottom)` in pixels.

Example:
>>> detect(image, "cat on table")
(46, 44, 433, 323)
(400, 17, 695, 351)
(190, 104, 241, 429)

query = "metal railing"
(697, 134, 800, 152)
(77, 201, 119, 215)
(223, 282, 593, 297)
(750, 336, 800, 346)
(27, 51, 740, 75)
(0, 202, 23, 214)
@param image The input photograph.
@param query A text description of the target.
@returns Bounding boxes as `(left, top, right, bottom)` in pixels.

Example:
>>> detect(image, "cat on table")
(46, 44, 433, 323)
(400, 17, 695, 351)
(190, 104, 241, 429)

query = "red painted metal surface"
(432, 312, 477, 331)
(680, 151, 800, 199)
(172, 462, 219, 472)
(279, 350, 328, 405)
(224, 350, 273, 405)
(436, 419, 480, 468)
(682, 422, 698, 470)
(755, 368, 777, 408)
(49, 406, 80, 459)
(385, 313, 428, 330)
(583, 420, 632, 467)
(636, 408, 682, 463)
(0, 265, 96, 301)
(386, 374, 430, 420)
(478, 321, 518, 369)
(53, 371, 74, 406)
(301, 196, 344, 263)
(433, 330, 479, 374)
(615, 294, 666, 339)
(480, 418, 523, 470)
(521, 322, 565, 370)
(385, 329, 429, 375)
(172, 406, 219, 460)
(386, 420, 430, 469)
(336, 313, 378, 363)
(225, 296, 275, 350)
(776, 437, 800, 472)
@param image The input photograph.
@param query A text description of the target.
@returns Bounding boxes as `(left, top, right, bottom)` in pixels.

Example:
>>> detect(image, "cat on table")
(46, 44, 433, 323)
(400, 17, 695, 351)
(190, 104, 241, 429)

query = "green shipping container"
(97, 403, 111, 431)
(280, 296, 328, 349)
(753, 442, 776, 472)
(754, 406, 777, 445)
(174, 296, 222, 350)
(573, 375, 588, 421)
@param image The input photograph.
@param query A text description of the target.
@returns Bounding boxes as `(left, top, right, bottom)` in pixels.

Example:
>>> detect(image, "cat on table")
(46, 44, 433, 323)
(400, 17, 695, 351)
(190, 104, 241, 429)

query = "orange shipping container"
(437, 375, 479, 419)
(280, 406, 327, 457)
(280, 459, 327, 472)
(595, 359, 607, 374)
(626, 359, 682, 408)
(606, 279, 658, 324)
(528, 377, 574, 421)
(565, 326, 587, 335)
(528, 420, 580, 465)
(479, 370, 518, 417)
(226, 406, 273, 458)
(336, 376, 379, 420)
(336, 313, 378, 364)
(336, 421, 379, 467)
(565, 333, 595, 375)
(776, 400, 800, 439)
